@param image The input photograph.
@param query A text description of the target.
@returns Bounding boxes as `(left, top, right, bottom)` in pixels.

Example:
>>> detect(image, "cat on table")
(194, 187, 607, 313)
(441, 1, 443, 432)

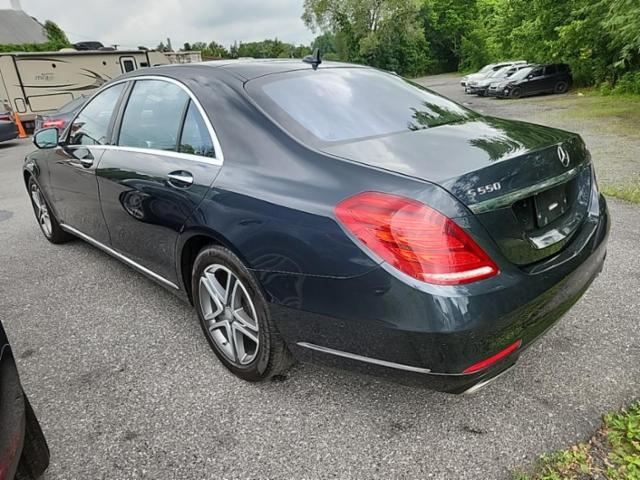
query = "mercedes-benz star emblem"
(558, 145, 570, 167)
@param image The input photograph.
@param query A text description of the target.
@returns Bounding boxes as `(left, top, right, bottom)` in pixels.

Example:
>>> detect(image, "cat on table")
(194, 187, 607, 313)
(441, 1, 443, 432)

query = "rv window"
(118, 80, 189, 151)
(122, 59, 136, 73)
(68, 84, 125, 146)
(179, 101, 214, 158)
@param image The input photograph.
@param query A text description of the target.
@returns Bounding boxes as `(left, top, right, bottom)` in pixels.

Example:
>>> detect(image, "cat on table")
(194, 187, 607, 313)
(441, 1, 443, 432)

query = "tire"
(509, 87, 523, 99)
(27, 177, 73, 244)
(554, 81, 568, 94)
(15, 395, 50, 480)
(192, 245, 294, 381)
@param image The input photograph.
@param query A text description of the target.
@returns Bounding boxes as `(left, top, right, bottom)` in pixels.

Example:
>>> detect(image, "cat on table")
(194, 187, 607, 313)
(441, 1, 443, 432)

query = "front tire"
(192, 245, 294, 381)
(28, 177, 72, 244)
(509, 87, 523, 99)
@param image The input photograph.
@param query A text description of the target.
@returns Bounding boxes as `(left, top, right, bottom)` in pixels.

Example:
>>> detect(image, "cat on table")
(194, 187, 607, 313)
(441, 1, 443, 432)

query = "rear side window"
(118, 80, 188, 151)
(247, 68, 476, 145)
(179, 101, 214, 158)
(68, 83, 125, 146)
(545, 65, 557, 75)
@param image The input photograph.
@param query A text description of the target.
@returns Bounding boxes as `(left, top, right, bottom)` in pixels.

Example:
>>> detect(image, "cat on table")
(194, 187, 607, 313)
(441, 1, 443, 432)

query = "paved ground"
(1, 75, 639, 480)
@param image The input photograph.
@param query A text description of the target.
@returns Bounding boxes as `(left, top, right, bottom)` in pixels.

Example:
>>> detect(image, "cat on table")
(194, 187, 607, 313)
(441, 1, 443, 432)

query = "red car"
(0, 321, 49, 480)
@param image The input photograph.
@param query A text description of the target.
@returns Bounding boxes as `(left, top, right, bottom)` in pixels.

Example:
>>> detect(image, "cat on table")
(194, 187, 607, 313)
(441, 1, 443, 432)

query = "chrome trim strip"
(60, 224, 179, 290)
(66, 74, 224, 167)
(78, 144, 223, 166)
(462, 364, 513, 395)
(297, 342, 432, 374)
(468, 167, 580, 214)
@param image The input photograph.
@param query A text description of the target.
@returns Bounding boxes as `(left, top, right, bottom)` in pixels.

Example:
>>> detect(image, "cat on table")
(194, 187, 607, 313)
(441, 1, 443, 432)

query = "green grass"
(601, 184, 640, 204)
(514, 402, 640, 480)
(552, 90, 640, 139)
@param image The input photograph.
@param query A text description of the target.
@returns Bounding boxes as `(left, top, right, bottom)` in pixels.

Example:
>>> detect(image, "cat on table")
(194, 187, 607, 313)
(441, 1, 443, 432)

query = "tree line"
(181, 0, 640, 92)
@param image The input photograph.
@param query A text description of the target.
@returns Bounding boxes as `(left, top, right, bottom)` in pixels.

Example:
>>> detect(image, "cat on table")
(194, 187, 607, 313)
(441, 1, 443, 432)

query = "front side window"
(68, 84, 125, 146)
(248, 68, 476, 145)
(530, 68, 543, 78)
(118, 80, 188, 151)
(179, 101, 214, 158)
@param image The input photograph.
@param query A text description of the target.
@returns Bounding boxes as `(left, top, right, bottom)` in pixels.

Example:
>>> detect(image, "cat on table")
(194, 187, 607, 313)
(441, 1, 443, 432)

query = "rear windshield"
(247, 68, 477, 145)
(57, 96, 86, 114)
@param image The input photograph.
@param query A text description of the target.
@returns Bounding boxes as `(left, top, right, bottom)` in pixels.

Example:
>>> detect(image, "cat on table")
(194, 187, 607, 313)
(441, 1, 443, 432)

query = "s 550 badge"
(467, 182, 502, 197)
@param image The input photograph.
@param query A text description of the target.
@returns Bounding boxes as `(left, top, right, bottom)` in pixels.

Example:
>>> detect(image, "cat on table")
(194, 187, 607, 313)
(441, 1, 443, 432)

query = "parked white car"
(461, 61, 527, 89)
(465, 64, 531, 96)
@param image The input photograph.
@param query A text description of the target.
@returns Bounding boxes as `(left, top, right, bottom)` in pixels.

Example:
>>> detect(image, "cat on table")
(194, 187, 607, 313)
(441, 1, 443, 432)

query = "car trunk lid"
(323, 117, 593, 266)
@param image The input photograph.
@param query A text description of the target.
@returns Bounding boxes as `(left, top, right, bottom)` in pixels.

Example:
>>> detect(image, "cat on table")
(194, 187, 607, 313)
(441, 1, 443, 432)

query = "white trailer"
(0, 49, 169, 126)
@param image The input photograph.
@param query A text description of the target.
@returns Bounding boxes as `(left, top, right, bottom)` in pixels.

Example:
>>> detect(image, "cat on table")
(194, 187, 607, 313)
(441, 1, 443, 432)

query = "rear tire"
(554, 81, 569, 94)
(192, 245, 294, 381)
(27, 177, 72, 244)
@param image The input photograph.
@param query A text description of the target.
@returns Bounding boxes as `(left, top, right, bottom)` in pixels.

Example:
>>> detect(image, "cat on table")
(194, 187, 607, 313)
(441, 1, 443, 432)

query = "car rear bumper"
(0, 123, 18, 143)
(263, 194, 610, 393)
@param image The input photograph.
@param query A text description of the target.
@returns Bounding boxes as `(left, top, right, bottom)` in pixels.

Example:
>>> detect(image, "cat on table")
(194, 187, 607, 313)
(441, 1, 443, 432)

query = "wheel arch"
(177, 228, 250, 305)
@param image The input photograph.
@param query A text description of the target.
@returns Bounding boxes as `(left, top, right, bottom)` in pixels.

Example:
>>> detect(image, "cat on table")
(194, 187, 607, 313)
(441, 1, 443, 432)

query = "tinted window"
(118, 80, 188, 151)
(250, 69, 476, 144)
(68, 83, 124, 145)
(530, 68, 543, 78)
(511, 67, 535, 80)
(179, 101, 214, 158)
(545, 65, 557, 75)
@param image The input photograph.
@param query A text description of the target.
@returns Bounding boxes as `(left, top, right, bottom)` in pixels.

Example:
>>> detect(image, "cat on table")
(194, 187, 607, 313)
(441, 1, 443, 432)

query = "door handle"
(79, 157, 94, 167)
(167, 171, 194, 187)
(74, 147, 94, 168)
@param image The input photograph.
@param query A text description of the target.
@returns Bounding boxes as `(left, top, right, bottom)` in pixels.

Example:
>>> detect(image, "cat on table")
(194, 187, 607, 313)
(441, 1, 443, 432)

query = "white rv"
(0, 49, 169, 126)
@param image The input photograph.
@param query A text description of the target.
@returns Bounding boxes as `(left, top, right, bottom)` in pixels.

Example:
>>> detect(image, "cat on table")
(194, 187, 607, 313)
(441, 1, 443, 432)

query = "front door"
(48, 82, 127, 244)
(97, 79, 222, 284)
(524, 67, 545, 95)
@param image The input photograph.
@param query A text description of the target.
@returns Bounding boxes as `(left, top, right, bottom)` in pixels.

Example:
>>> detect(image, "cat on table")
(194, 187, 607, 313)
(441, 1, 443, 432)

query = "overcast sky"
(11, 0, 314, 49)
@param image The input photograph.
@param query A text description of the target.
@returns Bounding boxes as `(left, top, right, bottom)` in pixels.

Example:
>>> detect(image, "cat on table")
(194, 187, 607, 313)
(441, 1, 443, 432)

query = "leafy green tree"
(43, 20, 70, 47)
(302, 0, 431, 75)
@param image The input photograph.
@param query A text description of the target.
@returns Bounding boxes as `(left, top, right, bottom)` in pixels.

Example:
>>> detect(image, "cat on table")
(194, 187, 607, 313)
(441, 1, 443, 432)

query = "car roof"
(137, 58, 365, 82)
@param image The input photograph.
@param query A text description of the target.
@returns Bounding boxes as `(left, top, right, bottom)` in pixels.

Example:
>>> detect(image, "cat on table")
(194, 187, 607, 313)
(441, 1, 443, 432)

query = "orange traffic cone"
(14, 112, 28, 139)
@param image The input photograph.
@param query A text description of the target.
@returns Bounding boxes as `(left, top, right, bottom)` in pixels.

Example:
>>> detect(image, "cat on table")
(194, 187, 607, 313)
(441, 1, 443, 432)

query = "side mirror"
(527, 74, 534, 79)
(33, 127, 59, 149)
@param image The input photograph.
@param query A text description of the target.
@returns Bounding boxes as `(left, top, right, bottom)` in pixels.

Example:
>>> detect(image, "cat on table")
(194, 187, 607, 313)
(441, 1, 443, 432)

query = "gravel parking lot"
(1, 74, 639, 480)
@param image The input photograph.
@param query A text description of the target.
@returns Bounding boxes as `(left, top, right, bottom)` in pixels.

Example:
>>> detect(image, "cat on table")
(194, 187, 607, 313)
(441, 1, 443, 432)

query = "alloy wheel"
(30, 183, 52, 237)
(198, 264, 260, 366)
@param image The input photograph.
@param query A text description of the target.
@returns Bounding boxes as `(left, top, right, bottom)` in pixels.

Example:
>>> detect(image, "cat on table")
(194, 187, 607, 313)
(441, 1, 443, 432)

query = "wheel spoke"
(232, 307, 258, 331)
(208, 319, 236, 362)
(232, 323, 258, 364)
(200, 276, 224, 317)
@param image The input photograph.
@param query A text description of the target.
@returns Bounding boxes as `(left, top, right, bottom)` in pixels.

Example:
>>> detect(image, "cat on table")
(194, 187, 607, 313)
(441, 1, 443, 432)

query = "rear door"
(97, 78, 222, 284)
(542, 65, 558, 91)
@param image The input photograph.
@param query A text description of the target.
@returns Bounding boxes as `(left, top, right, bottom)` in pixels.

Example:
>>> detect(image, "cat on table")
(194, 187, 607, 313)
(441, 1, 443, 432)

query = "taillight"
(42, 119, 65, 129)
(335, 192, 498, 285)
